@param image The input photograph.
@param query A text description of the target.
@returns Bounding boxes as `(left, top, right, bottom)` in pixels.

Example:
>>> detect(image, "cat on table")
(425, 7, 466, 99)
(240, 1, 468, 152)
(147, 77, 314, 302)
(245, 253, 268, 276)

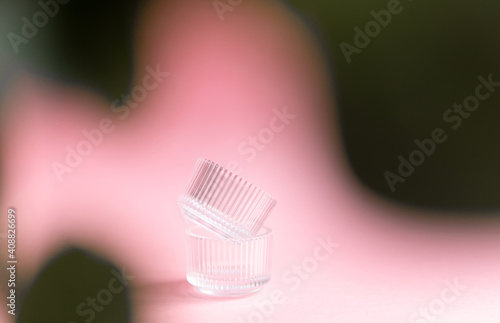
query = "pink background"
(1, 0, 500, 322)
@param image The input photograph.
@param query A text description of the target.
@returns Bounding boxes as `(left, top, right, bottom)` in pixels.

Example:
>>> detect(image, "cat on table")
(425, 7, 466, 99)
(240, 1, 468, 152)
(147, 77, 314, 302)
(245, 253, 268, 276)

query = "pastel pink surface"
(1, 0, 500, 322)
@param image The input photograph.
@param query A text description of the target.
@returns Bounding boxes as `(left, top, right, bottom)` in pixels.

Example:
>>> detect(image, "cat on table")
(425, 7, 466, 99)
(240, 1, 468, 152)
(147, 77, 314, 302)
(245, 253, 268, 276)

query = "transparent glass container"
(186, 225, 273, 297)
(178, 158, 276, 238)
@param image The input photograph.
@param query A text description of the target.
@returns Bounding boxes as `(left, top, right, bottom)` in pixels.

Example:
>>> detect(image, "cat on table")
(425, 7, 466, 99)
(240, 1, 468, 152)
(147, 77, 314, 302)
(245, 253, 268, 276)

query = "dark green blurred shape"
(288, 0, 500, 212)
(18, 247, 132, 323)
(0, 0, 140, 100)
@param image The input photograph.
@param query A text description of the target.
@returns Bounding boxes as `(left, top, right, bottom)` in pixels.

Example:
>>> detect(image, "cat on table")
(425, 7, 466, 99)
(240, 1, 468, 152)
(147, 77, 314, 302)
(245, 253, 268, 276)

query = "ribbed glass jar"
(178, 158, 276, 238)
(186, 225, 273, 297)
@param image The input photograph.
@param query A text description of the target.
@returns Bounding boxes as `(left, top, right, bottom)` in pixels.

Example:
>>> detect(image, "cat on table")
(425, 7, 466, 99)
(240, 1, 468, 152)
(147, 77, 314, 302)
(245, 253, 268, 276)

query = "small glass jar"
(178, 158, 276, 239)
(185, 225, 273, 297)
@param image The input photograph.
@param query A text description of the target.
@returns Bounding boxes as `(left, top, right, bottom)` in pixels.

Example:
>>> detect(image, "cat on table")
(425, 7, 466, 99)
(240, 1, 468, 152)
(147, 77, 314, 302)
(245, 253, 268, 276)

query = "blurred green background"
(286, 0, 500, 212)
(18, 248, 132, 323)
(1, 0, 500, 212)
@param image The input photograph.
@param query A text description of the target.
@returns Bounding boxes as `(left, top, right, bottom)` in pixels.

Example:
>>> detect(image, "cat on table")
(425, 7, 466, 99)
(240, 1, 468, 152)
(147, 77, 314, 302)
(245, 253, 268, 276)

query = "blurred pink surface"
(1, 0, 500, 322)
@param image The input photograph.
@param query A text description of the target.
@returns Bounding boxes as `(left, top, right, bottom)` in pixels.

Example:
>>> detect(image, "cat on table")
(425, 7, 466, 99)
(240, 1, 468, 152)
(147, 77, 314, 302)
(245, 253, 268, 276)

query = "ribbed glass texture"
(178, 158, 276, 238)
(186, 226, 273, 296)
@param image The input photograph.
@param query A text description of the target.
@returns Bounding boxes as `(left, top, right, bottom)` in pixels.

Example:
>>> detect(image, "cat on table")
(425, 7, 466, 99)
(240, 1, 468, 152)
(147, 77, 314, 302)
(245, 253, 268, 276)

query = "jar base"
(194, 286, 263, 298)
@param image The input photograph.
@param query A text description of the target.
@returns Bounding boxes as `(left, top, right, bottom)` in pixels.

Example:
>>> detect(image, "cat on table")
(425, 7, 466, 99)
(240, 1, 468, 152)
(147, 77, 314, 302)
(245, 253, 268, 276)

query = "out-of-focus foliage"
(287, 0, 500, 211)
